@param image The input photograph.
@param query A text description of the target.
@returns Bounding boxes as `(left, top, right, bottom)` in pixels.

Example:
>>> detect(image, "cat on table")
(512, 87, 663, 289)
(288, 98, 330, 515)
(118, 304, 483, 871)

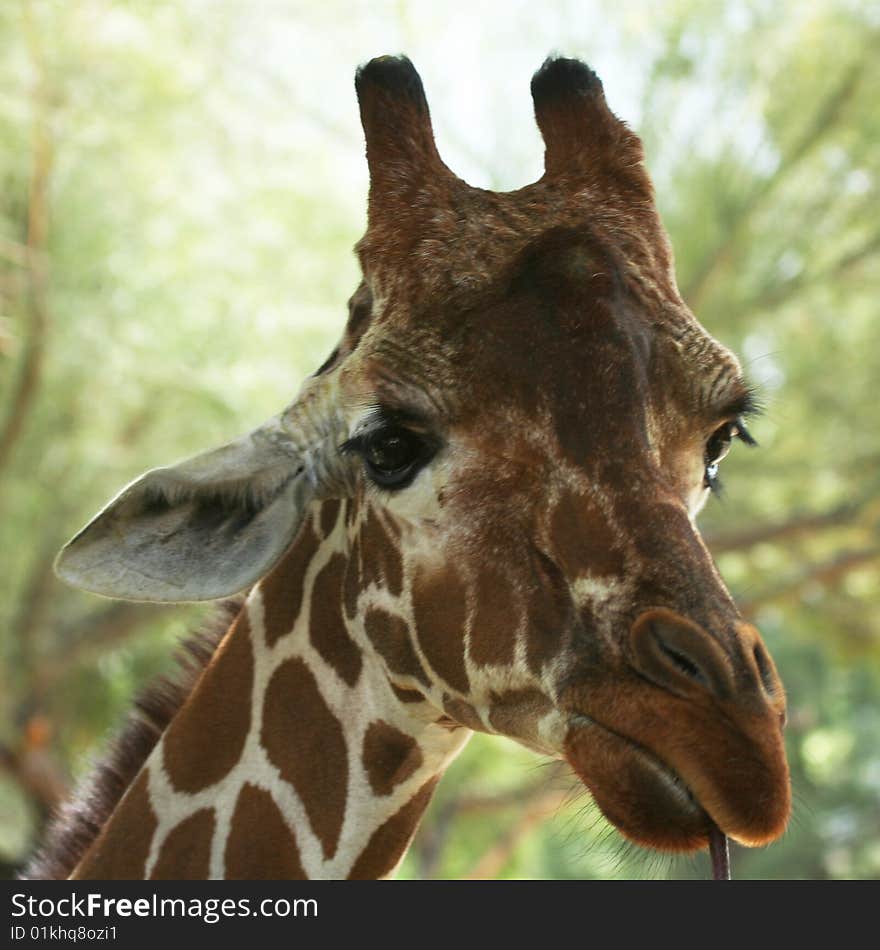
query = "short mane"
(22, 599, 244, 880)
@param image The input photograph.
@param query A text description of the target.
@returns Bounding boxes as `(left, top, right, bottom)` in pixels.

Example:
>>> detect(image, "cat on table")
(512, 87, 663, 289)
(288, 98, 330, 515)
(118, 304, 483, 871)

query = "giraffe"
(27, 55, 790, 880)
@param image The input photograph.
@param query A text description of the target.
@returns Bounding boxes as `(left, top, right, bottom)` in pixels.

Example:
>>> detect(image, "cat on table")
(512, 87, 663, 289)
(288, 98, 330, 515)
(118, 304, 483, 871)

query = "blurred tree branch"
(30, 602, 179, 702)
(0, 1, 52, 475)
(739, 546, 880, 618)
(0, 716, 67, 821)
(682, 53, 868, 311)
(11, 537, 63, 655)
(413, 763, 574, 878)
(705, 493, 879, 554)
(749, 227, 880, 313)
(463, 788, 571, 880)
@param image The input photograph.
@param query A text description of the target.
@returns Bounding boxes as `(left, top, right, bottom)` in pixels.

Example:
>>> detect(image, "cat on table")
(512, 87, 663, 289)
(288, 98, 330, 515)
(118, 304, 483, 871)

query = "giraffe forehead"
(357, 163, 666, 304)
(349, 308, 732, 451)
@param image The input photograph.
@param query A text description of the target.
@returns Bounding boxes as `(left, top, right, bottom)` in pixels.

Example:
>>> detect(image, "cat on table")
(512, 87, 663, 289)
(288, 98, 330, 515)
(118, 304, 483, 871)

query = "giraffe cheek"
(550, 489, 627, 580)
(469, 565, 519, 668)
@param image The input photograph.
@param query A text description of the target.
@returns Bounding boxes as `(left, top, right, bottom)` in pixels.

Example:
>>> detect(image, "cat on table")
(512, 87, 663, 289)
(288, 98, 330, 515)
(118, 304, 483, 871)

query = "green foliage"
(1, 0, 877, 879)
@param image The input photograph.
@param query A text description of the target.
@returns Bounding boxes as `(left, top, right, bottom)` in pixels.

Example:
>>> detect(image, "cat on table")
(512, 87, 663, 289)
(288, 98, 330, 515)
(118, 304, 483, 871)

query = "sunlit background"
(1, 0, 878, 879)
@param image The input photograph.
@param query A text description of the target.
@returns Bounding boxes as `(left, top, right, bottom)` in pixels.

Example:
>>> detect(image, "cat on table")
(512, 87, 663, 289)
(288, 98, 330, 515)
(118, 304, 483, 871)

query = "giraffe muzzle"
(561, 608, 791, 852)
(629, 607, 785, 714)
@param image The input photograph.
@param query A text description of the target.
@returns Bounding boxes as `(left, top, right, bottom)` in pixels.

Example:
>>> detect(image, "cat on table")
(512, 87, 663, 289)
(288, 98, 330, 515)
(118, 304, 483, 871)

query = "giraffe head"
(57, 56, 790, 858)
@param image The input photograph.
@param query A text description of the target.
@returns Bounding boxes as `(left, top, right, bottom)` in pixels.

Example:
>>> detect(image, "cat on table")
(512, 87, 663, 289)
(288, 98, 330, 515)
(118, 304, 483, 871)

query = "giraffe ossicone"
(32, 55, 790, 880)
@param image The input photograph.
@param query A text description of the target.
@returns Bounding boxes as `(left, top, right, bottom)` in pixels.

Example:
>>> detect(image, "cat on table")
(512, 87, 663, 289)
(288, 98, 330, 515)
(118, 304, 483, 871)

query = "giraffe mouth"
(564, 714, 720, 853)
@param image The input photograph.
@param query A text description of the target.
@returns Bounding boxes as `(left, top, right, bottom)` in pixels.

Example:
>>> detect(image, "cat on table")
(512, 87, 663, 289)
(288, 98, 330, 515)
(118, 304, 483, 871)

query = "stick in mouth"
(709, 823, 731, 880)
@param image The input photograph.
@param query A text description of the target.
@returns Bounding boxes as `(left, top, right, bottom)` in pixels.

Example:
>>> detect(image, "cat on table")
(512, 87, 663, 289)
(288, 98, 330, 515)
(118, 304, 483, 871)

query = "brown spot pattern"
(224, 783, 307, 879)
(359, 507, 404, 597)
(411, 562, 470, 694)
(310, 552, 362, 687)
(262, 519, 321, 646)
(261, 657, 347, 860)
(162, 613, 253, 794)
(363, 607, 431, 687)
(150, 808, 215, 879)
(347, 777, 439, 879)
(524, 549, 572, 674)
(362, 721, 423, 796)
(71, 771, 156, 880)
(550, 489, 625, 578)
(343, 508, 404, 622)
(469, 566, 518, 667)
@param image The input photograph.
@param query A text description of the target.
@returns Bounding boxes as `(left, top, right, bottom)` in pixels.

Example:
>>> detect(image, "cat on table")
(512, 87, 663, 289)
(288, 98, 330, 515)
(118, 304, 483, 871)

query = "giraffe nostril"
(656, 638, 707, 687)
(753, 643, 777, 697)
(630, 609, 733, 701)
(750, 640, 787, 728)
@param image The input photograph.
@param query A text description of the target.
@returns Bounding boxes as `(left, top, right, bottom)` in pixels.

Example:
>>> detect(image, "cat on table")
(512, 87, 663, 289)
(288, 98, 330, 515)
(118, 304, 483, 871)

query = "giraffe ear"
(55, 417, 317, 603)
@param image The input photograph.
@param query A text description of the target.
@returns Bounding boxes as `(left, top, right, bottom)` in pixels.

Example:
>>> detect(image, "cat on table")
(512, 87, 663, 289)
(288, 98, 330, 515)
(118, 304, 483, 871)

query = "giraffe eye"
(361, 426, 432, 489)
(703, 422, 735, 491)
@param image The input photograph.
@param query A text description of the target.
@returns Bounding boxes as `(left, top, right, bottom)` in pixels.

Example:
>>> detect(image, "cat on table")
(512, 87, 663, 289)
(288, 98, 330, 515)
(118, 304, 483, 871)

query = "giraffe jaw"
(563, 713, 789, 854)
(564, 714, 712, 853)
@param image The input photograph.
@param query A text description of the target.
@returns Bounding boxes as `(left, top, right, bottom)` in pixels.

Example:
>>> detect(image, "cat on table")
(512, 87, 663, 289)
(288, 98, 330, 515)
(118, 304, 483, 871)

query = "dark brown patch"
(150, 808, 215, 880)
(24, 601, 241, 881)
(362, 721, 423, 796)
(360, 507, 404, 597)
(320, 498, 341, 539)
(488, 687, 554, 738)
(469, 566, 518, 667)
(524, 549, 573, 674)
(261, 658, 347, 860)
(261, 519, 322, 647)
(344, 496, 359, 530)
(363, 607, 431, 687)
(162, 612, 253, 794)
(390, 683, 428, 704)
(347, 777, 439, 879)
(443, 696, 485, 732)
(224, 783, 307, 879)
(310, 552, 363, 687)
(411, 563, 470, 694)
(70, 771, 156, 880)
(550, 489, 625, 578)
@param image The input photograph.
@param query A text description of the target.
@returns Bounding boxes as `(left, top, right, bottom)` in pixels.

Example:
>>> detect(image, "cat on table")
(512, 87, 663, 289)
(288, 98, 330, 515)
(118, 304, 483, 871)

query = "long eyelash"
(736, 420, 757, 447)
(738, 384, 765, 419)
(707, 415, 757, 498)
(340, 434, 365, 455)
(339, 404, 396, 456)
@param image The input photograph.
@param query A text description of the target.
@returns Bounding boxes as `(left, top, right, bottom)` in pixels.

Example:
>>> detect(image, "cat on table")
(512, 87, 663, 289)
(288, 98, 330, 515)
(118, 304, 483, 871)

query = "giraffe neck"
(70, 500, 471, 879)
